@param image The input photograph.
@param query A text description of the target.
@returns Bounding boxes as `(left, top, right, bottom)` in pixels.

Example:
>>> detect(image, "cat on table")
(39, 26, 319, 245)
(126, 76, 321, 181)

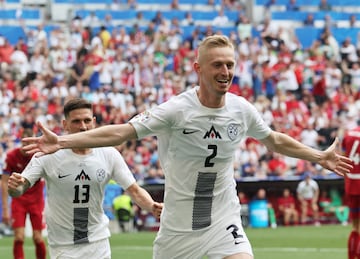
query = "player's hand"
(7, 173, 25, 190)
(22, 121, 60, 156)
(152, 202, 163, 219)
(318, 138, 353, 177)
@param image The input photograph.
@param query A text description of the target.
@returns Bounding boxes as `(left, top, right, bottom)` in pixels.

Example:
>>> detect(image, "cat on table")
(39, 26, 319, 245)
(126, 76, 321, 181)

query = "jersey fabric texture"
(130, 87, 271, 234)
(21, 147, 135, 247)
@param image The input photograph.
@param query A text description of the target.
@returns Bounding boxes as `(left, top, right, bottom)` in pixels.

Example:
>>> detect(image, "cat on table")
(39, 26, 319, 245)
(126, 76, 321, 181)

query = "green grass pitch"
(0, 224, 350, 259)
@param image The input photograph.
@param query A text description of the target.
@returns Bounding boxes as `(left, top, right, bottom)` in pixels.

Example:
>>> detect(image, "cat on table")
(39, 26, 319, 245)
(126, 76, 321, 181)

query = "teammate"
(7, 98, 162, 259)
(342, 121, 360, 259)
(1, 128, 47, 259)
(21, 35, 352, 259)
(296, 173, 320, 225)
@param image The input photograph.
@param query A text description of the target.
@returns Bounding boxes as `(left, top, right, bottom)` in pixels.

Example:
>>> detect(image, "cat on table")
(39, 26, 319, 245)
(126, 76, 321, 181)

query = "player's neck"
(71, 148, 92, 155)
(196, 88, 225, 108)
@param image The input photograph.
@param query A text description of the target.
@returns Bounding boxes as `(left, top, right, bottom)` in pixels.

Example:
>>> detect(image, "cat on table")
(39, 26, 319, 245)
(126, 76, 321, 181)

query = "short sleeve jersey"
(130, 87, 271, 233)
(342, 126, 360, 195)
(21, 147, 136, 247)
(296, 179, 319, 200)
(3, 147, 44, 204)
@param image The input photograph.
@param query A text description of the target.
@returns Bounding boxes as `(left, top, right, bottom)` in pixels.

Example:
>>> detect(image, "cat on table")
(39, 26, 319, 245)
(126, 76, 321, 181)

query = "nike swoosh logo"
(235, 240, 245, 245)
(182, 129, 199, 134)
(58, 174, 71, 179)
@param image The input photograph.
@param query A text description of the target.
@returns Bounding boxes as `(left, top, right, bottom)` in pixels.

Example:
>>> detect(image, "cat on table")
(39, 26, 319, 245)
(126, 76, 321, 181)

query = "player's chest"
(48, 158, 110, 186)
(172, 115, 246, 154)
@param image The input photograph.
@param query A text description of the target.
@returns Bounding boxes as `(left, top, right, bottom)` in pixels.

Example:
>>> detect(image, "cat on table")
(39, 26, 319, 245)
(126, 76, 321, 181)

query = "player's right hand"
(7, 173, 25, 190)
(22, 121, 60, 156)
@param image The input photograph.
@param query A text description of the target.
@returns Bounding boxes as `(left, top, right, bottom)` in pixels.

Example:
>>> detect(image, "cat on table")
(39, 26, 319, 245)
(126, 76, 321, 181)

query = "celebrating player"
(7, 98, 162, 258)
(21, 35, 352, 259)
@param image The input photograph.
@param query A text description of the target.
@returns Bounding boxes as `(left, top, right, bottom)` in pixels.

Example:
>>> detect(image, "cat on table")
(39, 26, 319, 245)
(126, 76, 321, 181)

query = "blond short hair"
(197, 35, 234, 63)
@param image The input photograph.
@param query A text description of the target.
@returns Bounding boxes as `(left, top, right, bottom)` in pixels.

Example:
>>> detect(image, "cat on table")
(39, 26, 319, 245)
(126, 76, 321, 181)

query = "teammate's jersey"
(296, 179, 319, 199)
(342, 126, 360, 195)
(130, 86, 271, 233)
(3, 147, 44, 204)
(21, 147, 135, 246)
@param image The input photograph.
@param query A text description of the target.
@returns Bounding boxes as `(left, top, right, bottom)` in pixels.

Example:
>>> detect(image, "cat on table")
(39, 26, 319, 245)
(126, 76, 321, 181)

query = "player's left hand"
(318, 138, 353, 177)
(152, 202, 163, 219)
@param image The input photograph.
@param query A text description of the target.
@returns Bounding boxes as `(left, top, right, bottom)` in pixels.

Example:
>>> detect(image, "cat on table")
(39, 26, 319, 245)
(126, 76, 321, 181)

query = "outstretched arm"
(260, 131, 353, 177)
(22, 121, 138, 155)
(125, 183, 163, 219)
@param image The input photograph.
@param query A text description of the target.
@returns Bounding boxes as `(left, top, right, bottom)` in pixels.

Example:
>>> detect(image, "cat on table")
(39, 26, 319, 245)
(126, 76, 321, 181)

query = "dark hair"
(21, 128, 34, 138)
(63, 98, 92, 119)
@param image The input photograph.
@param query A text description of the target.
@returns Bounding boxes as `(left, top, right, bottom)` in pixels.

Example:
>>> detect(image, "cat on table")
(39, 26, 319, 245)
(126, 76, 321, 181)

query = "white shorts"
(153, 217, 253, 259)
(49, 238, 111, 259)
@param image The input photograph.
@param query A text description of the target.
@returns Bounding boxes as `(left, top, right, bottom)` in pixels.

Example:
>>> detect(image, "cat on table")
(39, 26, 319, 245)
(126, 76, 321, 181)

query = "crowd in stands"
(0, 0, 360, 183)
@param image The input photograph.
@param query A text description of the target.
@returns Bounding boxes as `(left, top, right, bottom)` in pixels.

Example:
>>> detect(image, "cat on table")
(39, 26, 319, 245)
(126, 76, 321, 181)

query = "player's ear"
(193, 62, 200, 73)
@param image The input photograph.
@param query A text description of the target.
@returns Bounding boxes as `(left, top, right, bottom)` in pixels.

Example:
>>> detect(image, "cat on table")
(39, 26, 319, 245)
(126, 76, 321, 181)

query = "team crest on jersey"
(75, 170, 91, 181)
(133, 111, 151, 122)
(96, 169, 106, 182)
(203, 125, 222, 139)
(227, 123, 241, 141)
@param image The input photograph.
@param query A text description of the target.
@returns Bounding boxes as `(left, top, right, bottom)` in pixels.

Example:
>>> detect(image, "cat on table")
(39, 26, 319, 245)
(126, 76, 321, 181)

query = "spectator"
(212, 8, 229, 27)
(318, 0, 332, 11)
(9, 45, 29, 81)
(170, 0, 180, 10)
(82, 11, 100, 29)
(296, 173, 320, 225)
(348, 14, 358, 28)
(300, 122, 320, 149)
(286, 0, 299, 11)
(131, 11, 147, 26)
(317, 117, 339, 151)
(68, 50, 89, 87)
(267, 152, 290, 177)
(277, 188, 299, 226)
(152, 11, 164, 26)
(303, 13, 315, 27)
(181, 11, 195, 27)
(237, 15, 252, 42)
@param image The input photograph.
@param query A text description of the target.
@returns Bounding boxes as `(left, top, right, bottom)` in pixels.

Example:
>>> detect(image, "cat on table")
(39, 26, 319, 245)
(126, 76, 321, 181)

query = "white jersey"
(22, 147, 135, 247)
(296, 179, 319, 200)
(130, 87, 271, 233)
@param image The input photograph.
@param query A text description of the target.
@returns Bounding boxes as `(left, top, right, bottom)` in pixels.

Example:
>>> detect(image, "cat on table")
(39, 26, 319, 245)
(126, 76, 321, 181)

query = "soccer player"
(342, 122, 360, 259)
(277, 188, 299, 226)
(21, 35, 352, 259)
(1, 128, 47, 259)
(7, 98, 162, 259)
(296, 173, 320, 226)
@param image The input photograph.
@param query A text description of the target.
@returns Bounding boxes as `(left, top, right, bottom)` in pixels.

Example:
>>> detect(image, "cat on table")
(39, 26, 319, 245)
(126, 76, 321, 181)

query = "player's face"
(63, 108, 95, 134)
(194, 46, 235, 96)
